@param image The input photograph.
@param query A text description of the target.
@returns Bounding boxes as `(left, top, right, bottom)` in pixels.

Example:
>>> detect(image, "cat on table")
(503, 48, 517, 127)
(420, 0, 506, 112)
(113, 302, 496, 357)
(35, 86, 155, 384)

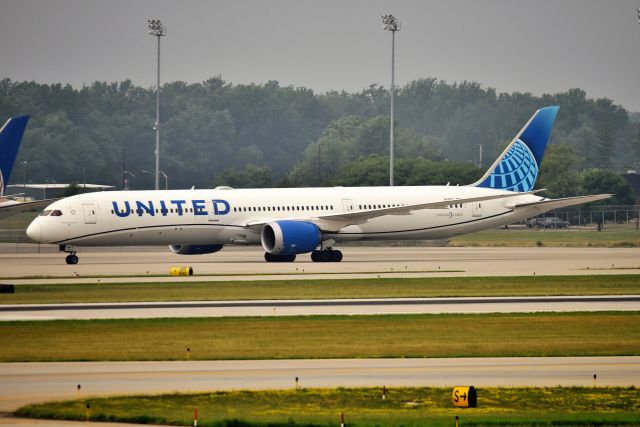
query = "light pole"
(159, 170, 168, 190)
(20, 161, 27, 202)
(318, 141, 322, 187)
(142, 169, 168, 190)
(382, 14, 400, 186)
(123, 170, 136, 191)
(148, 19, 166, 191)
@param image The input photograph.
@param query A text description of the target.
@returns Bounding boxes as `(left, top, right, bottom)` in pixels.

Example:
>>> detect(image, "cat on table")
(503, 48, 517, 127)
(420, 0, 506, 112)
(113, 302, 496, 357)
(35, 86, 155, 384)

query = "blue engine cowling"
(261, 220, 321, 255)
(169, 244, 224, 255)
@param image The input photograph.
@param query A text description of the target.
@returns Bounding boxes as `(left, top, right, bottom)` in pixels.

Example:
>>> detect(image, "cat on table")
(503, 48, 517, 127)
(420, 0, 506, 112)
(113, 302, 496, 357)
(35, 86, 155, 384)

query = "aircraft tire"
(311, 250, 321, 262)
(65, 254, 78, 265)
(265, 253, 296, 262)
(331, 250, 343, 262)
(320, 250, 332, 262)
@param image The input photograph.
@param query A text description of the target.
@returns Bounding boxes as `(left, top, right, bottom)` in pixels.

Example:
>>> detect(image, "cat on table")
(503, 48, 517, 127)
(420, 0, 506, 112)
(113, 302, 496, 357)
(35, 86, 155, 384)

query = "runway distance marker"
(453, 386, 477, 407)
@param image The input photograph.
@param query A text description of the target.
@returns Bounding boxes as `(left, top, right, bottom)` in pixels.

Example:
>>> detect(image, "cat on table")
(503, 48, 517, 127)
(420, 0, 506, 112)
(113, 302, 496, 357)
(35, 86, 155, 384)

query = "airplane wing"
(0, 199, 58, 219)
(7, 183, 115, 190)
(507, 194, 613, 211)
(244, 191, 537, 232)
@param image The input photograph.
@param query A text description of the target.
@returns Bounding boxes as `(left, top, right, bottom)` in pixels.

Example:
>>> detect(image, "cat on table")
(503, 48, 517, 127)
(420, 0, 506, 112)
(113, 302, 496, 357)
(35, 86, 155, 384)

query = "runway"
(1, 295, 638, 320)
(1, 246, 640, 283)
(1, 357, 638, 412)
(1, 246, 638, 425)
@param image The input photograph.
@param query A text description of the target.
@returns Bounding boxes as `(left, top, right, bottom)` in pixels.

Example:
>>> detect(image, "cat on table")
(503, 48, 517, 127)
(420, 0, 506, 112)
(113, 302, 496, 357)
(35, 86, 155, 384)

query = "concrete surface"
(1, 295, 638, 320)
(1, 357, 638, 412)
(1, 246, 639, 284)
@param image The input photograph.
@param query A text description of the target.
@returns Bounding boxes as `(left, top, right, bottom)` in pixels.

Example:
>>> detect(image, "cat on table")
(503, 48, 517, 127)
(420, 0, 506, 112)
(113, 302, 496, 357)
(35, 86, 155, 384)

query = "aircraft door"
(472, 202, 482, 217)
(342, 199, 354, 212)
(82, 203, 97, 224)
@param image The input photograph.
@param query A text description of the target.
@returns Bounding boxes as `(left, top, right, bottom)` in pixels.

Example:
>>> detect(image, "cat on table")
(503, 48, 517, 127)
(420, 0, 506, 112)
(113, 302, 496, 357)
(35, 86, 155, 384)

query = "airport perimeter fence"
(517, 205, 640, 231)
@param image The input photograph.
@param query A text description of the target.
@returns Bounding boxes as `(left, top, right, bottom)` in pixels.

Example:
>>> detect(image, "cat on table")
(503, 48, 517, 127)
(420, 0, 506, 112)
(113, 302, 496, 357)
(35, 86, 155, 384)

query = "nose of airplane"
(26, 219, 42, 242)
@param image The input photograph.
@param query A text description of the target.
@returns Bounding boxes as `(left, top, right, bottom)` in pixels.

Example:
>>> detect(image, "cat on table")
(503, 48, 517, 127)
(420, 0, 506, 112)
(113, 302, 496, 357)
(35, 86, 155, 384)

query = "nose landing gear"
(59, 245, 79, 265)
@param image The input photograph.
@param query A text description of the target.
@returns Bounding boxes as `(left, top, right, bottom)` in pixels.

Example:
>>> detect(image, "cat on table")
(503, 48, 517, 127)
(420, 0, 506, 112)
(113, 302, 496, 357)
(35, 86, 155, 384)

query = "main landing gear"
(60, 245, 79, 265)
(264, 253, 296, 262)
(311, 248, 343, 263)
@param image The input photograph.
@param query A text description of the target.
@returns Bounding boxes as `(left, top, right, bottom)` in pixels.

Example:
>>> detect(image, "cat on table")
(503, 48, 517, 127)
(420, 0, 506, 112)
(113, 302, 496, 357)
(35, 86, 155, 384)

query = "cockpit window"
(39, 210, 52, 216)
(50, 210, 63, 217)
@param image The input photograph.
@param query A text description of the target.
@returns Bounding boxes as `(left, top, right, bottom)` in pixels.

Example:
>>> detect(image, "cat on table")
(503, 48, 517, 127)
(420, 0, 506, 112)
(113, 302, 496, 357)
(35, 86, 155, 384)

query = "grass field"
(1, 312, 638, 362)
(450, 225, 640, 247)
(15, 386, 640, 426)
(2, 275, 639, 305)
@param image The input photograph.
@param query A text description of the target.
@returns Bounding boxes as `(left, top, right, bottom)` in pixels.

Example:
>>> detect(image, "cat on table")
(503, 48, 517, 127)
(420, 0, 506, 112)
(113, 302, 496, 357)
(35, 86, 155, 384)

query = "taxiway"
(1, 357, 638, 412)
(1, 295, 638, 320)
(1, 246, 639, 283)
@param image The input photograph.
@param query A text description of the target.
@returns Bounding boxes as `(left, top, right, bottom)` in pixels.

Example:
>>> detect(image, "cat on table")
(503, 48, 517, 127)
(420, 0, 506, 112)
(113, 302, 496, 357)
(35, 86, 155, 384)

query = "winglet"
(471, 106, 559, 192)
(0, 116, 29, 196)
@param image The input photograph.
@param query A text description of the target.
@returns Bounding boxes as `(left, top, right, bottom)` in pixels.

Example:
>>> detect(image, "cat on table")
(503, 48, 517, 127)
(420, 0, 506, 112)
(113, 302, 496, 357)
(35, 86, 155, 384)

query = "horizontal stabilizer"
(511, 194, 613, 212)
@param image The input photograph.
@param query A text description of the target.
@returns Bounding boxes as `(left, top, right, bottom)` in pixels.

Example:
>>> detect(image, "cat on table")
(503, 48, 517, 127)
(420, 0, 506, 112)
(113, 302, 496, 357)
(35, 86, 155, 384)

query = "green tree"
(537, 144, 581, 198)
(580, 169, 635, 206)
(215, 164, 273, 188)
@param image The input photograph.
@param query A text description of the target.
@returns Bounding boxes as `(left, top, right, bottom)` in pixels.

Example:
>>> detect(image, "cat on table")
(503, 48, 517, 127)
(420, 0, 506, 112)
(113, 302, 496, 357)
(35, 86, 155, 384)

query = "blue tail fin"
(472, 106, 559, 192)
(0, 116, 29, 196)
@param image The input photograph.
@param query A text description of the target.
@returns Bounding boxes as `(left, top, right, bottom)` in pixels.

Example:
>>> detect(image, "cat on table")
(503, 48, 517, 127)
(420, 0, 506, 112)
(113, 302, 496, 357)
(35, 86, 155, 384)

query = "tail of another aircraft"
(471, 106, 559, 192)
(0, 116, 29, 197)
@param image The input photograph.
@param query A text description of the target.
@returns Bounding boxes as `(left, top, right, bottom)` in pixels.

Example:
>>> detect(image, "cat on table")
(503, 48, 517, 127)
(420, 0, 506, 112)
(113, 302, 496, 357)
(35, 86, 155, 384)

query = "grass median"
(15, 386, 640, 426)
(1, 312, 638, 362)
(450, 226, 640, 247)
(2, 275, 639, 304)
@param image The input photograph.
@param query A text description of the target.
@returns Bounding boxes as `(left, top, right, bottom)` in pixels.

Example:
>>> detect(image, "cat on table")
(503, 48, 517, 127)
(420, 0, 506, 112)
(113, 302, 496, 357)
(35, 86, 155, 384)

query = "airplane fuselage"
(27, 185, 544, 247)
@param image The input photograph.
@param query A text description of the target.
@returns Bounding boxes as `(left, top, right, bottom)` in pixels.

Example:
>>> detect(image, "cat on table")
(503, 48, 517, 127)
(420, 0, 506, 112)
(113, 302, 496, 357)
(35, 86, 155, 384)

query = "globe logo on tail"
(484, 139, 538, 192)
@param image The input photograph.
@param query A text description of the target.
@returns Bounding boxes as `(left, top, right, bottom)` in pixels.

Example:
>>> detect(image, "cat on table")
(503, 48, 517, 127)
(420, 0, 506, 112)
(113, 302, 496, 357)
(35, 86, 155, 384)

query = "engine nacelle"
(169, 244, 224, 255)
(261, 220, 321, 255)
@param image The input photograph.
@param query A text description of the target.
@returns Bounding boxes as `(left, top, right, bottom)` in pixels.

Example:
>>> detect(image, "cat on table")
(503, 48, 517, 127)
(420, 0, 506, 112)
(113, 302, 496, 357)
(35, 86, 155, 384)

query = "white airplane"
(0, 116, 60, 219)
(26, 106, 611, 265)
(0, 115, 114, 219)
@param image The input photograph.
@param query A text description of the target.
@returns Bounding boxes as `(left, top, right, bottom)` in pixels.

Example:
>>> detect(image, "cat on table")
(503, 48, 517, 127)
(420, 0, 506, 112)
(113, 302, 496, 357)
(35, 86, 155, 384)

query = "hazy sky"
(2, 0, 640, 111)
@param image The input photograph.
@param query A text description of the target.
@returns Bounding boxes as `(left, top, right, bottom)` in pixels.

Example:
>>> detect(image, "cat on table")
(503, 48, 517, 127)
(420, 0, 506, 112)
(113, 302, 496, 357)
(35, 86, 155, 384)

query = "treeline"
(0, 77, 638, 201)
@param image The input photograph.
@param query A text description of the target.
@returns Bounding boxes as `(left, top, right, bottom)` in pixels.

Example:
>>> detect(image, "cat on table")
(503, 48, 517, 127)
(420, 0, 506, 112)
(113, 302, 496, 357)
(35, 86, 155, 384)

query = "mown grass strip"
(1, 275, 639, 305)
(1, 312, 638, 362)
(450, 227, 640, 248)
(0, 269, 465, 281)
(15, 386, 640, 426)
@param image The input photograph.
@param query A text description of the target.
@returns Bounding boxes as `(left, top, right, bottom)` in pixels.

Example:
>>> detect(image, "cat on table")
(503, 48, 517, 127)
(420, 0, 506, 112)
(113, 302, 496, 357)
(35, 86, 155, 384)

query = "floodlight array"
(147, 19, 166, 37)
(382, 14, 400, 32)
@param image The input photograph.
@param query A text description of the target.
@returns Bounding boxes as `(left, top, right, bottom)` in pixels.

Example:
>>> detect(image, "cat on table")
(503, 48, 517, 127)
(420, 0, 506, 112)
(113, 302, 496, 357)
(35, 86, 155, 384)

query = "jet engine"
(261, 220, 321, 255)
(169, 244, 224, 255)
